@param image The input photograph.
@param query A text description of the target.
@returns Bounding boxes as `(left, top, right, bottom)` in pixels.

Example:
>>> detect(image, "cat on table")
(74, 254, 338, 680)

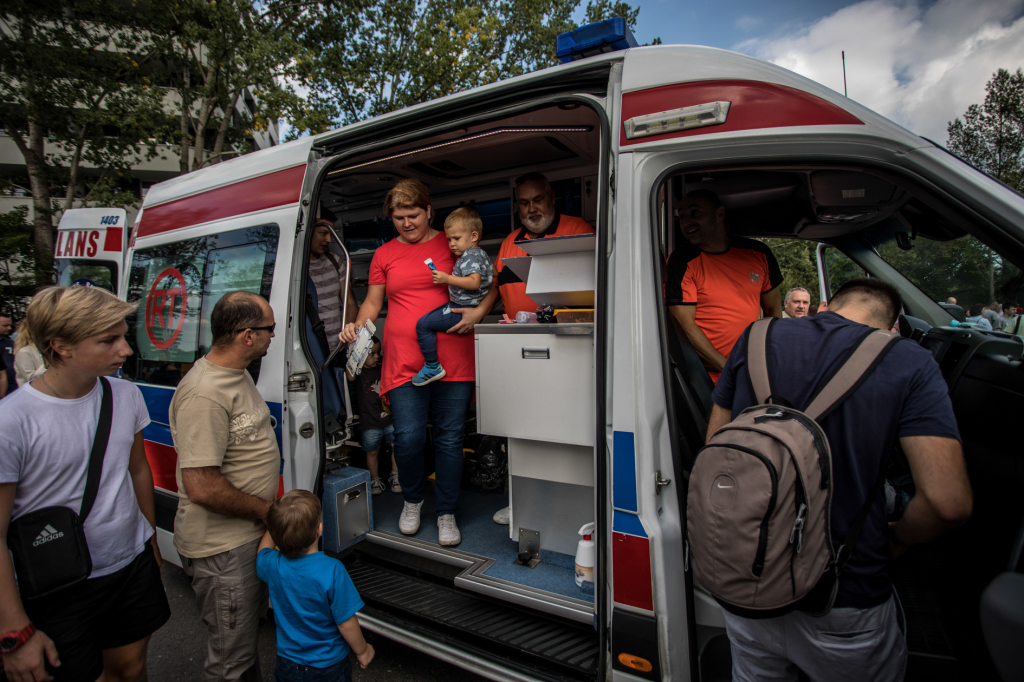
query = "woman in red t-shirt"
(340, 180, 497, 547)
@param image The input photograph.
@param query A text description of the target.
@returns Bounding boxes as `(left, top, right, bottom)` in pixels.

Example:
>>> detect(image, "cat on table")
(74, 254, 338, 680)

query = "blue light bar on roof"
(556, 17, 638, 64)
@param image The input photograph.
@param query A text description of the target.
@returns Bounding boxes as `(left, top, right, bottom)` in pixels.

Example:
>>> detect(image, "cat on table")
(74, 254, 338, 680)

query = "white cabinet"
(474, 324, 595, 446)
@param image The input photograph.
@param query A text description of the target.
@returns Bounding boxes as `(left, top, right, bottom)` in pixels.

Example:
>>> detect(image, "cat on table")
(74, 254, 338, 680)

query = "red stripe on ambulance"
(144, 440, 178, 493)
(103, 226, 123, 252)
(613, 532, 654, 611)
(619, 80, 863, 147)
(136, 164, 307, 237)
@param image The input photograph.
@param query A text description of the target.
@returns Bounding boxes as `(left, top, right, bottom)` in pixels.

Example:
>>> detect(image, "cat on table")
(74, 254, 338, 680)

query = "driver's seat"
(665, 310, 715, 470)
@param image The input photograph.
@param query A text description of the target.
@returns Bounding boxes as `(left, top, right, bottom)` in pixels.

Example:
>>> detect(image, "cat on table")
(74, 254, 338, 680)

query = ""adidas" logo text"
(32, 525, 64, 547)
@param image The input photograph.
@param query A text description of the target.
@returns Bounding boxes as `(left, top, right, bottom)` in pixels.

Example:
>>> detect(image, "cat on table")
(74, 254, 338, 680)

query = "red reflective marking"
(144, 440, 178, 492)
(620, 80, 863, 147)
(277, 475, 284, 498)
(136, 165, 306, 237)
(613, 532, 654, 611)
(145, 268, 187, 350)
(104, 227, 123, 252)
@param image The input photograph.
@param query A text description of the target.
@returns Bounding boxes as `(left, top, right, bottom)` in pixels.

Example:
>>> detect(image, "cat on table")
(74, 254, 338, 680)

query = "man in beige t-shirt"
(169, 291, 278, 682)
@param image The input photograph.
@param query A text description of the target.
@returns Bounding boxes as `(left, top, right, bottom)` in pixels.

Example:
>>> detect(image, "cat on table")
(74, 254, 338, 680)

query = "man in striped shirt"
(309, 216, 358, 350)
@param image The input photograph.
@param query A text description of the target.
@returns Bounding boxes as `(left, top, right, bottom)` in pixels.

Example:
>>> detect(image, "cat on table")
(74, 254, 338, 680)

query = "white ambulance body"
(54, 207, 128, 294)
(121, 31, 1024, 682)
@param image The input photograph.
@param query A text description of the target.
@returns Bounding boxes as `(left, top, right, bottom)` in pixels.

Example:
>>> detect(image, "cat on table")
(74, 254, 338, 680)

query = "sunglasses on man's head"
(237, 323, 276, 334)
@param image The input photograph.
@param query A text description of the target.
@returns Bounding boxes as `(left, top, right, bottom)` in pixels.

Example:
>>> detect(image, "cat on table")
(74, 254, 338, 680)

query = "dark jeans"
(389, 379, 473, 515)
(415, 302, 463, 363)
(274, 655, 351, 682)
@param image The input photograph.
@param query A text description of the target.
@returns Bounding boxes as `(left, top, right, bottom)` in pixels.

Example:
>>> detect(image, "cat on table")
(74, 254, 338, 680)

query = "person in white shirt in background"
(1002, 301, 1023, 336)
(965, 303, 994, 331)
(13, 321, 46, 387)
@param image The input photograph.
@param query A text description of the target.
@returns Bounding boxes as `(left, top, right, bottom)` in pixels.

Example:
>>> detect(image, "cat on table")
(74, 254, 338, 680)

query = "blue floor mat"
(372, 484, 593, 603)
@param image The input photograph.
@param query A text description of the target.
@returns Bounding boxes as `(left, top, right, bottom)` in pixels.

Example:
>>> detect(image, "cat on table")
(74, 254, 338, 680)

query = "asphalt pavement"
(149, 562, 486, 682)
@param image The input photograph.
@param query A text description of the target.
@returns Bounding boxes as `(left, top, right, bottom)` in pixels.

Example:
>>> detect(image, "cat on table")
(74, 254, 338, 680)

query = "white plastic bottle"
(575, 522, 595, 588)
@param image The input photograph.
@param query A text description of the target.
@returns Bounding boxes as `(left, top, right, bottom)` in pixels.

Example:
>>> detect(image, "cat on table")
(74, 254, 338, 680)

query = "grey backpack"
(686, 318, 899, 618)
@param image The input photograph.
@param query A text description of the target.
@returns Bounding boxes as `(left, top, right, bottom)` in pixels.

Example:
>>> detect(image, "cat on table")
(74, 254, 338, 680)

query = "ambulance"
(54, 207, 128, 294)
(121, 19, 1024, 681)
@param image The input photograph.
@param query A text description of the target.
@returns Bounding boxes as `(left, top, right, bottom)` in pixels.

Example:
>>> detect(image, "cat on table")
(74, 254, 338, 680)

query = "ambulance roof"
(141, 44, 926, 212)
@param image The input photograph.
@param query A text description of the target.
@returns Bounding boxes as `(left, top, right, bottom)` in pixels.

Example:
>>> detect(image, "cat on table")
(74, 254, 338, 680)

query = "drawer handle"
(346, 489, 362, 502)
(522, 347, 549, 359)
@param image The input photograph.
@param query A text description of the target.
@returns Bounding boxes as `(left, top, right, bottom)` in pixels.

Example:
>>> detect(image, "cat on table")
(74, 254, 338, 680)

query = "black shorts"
(21, 546, 171, 682)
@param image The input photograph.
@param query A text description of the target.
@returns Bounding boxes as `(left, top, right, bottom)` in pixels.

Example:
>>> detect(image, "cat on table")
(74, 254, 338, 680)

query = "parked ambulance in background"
(119, 18, 1024, 682)
(54, 207, 128, 294)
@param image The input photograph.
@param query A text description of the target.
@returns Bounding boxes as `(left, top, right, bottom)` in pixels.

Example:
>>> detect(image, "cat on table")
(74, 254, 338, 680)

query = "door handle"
(522, 347, 550, 359)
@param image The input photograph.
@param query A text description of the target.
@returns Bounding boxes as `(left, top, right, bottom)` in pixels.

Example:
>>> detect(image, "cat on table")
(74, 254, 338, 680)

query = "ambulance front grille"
(346, 558, 599, 680)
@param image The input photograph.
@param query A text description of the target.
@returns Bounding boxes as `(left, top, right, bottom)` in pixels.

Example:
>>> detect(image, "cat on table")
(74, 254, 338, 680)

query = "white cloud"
(737, 0, 1024, 142)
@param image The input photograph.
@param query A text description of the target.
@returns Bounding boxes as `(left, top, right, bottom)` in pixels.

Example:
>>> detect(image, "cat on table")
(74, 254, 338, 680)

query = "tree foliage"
(0, 0, 168, 277)
(160, 0, 305, 172)
(0, 206, 36, 318)
(763, 239, 821, 305)
(947, 67, 1024, 193)
(288, 0, 657, 135)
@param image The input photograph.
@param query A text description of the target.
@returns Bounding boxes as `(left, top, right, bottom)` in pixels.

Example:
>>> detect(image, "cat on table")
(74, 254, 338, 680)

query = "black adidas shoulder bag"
(7, 377, 113, 599)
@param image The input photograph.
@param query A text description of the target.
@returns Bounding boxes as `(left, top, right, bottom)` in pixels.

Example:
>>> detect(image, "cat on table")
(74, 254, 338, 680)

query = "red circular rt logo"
(145, 268, 187, 350)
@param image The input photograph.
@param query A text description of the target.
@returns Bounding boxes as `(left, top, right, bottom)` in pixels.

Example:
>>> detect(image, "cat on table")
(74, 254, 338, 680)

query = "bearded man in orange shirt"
(489, 173, 595, 525)
(493, 172, 595, 319)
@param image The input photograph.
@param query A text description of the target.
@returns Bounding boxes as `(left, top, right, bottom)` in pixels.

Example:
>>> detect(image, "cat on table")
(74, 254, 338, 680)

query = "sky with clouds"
(615, 0, 1024, 143)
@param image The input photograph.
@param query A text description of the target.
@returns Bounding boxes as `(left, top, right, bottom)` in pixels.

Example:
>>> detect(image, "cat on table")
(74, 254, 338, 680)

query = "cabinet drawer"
(475, 331, 594, 446)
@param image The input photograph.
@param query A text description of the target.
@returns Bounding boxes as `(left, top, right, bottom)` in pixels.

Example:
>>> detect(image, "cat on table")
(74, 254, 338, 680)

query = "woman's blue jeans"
(389, 379, 473, 515)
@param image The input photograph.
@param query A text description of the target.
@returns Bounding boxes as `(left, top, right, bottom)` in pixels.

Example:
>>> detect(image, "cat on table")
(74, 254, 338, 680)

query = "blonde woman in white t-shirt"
(0, 286, 169, 681)
(12, 320, 45, 387)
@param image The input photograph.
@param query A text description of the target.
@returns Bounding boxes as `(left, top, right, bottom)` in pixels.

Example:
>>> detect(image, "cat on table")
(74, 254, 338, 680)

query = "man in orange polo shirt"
(666, 189, 783, 384)
(494, 172, 595, 318)
(489, 173, 594, 526)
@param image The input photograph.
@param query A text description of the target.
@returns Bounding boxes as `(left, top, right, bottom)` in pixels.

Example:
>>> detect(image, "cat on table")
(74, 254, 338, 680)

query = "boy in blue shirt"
(257, 490, 375, 681)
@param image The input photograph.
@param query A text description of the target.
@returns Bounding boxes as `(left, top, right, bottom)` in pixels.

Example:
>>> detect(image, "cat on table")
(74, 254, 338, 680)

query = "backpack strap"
(802, 329, 901, 422)
(324, 251, 341, 275)
(746, 318, 775, 404)
(80, 377, 113, 522)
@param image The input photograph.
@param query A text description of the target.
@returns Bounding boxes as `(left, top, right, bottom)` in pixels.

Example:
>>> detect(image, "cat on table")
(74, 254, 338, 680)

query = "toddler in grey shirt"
(413, 208, 492, 386)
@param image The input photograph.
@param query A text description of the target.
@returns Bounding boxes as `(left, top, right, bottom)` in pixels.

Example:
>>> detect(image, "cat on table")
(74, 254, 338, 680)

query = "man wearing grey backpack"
(699, 278, 972, 681)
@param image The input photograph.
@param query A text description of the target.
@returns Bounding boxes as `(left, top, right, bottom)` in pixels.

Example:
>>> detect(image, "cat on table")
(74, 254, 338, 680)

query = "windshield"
(864, 220, 1022, 315)
(54, 259, 119, 293)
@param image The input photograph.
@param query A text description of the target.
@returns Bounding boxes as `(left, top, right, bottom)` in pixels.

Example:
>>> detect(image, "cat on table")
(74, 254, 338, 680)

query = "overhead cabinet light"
(623, 101, 731, 140)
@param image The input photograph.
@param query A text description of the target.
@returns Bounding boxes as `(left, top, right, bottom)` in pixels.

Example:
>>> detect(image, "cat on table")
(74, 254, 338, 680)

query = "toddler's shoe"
(438, 514, 461, 546)
(370, 477, 385, 495)
(399, 500, 423, 535)
(388, 472, 402, 494)
(412, 362, 446, 386)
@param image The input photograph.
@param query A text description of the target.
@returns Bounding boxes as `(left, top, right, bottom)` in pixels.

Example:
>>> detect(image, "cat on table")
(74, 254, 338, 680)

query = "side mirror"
(939, 303, 966, 323)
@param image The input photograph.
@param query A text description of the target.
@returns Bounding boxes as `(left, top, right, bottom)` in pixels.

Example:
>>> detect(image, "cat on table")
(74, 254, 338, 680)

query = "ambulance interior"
(654, 166, 1024, 679)
(306, 101, 605, 634)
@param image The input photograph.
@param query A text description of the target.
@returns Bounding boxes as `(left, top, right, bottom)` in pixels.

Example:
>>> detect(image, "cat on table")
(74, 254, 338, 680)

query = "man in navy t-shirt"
(709, 278, 972, 682)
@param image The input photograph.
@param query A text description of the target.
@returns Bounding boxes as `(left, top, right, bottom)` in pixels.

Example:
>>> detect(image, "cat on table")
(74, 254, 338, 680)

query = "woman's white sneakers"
(399, 501, 423, 534)
(438, 514, 461, 546)
(492, 505, 510, 525)
(397, 502, 460, 546)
